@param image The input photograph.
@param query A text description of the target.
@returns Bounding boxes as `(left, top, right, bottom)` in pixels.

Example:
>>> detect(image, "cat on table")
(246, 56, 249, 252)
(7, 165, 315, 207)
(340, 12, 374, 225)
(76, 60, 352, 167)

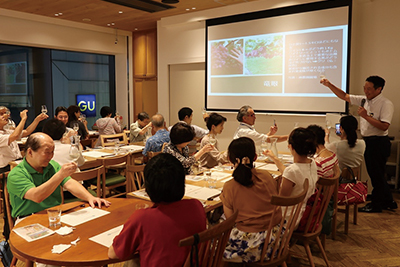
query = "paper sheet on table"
(186, 175, 204, 181)
(257, 163, 278, 171)
(82, 151, 115, 158)
(184, 186, 221, 201)
(60, 207, 110, 226)
(209, 171, 231, 181)
(185, 184, 204, 194)
(118, 145, 144, 153)
(13, 223, 54, 242)
(254, 162, 267, 168)
(132, 190, 150, 200)
(89, 225, 123, 248)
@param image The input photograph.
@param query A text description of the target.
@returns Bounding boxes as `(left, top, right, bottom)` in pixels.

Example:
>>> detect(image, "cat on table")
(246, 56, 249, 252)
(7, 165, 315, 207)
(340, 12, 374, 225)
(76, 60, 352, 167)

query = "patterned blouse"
(163, 142, 196, 174)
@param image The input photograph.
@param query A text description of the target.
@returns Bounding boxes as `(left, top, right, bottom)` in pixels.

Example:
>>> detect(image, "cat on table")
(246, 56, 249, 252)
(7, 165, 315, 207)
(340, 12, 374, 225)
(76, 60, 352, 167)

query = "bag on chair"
(337, 167, 367, 205)
(0, 240, 13, 267)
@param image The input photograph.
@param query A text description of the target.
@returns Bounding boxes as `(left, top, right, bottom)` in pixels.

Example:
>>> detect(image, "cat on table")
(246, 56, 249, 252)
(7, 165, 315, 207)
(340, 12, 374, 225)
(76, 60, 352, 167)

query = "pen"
(207, 193, 221, 201)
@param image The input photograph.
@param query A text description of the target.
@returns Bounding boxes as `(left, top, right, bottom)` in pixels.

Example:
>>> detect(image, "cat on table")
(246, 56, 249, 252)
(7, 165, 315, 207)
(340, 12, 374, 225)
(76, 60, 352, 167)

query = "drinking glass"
(80, 113, 86, 122)
(73, 122, 79, 132)
(209, 134, 217, 146)
(41, 105, 48, 114)
(326, 119, 332, 130)
(319, 70, 326, 81)
(47, 208, 61, 228)
(201, 107, 207, 115)
(114, 139, 120, 154)
(293, 122, 299, 129)
(69, 144, 80, 163)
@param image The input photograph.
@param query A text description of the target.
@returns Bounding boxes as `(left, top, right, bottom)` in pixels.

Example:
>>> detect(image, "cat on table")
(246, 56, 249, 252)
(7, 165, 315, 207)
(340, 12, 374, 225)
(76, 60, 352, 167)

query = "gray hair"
(151, 114, 165, 128)
(237, 105, 252, 122)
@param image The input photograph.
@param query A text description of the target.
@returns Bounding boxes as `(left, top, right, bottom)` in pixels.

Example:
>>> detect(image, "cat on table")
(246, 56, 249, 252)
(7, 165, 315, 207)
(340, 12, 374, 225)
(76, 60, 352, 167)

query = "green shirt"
(7, 158, 71, 217)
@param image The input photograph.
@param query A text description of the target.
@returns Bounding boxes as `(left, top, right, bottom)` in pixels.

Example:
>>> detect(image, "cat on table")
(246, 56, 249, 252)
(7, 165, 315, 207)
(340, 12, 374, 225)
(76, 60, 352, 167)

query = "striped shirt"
(314, 152, 338, 178)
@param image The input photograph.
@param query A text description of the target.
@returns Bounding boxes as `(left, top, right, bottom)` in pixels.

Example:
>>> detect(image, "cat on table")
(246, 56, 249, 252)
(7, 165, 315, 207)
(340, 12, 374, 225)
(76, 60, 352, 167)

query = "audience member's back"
(109, 153, 206, 266)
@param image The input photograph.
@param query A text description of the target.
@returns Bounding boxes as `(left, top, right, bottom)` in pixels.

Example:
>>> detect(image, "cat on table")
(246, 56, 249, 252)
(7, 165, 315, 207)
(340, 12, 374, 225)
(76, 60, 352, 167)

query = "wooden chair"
(91, 153, 129, 197)
(246, 179, 309, 267)
(125, 164, 145, 191)
(179, 210, 239, 267)
(100, 133, 128, 147)
(4, 179, 30, 267)
(66, 165, 106, 202)
(147, 151, 162, 159)
(332, 165, 361, 236)
(291, 176, 339, 267)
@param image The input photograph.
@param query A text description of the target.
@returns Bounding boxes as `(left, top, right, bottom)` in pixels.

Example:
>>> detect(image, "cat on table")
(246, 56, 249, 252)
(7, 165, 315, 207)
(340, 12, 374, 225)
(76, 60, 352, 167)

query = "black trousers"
(363, 136, 393, 208)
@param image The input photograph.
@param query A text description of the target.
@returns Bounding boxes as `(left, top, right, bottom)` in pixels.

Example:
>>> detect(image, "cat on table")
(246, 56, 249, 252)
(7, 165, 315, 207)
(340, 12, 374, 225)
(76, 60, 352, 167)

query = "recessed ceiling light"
(186, 8, 190, 11)
(59, 13, 63, 15)
(107, 24, 111, 26)
(135, 28, 138, 31)
(192, 7, 196, 10)
(111, 22, 115, 25)
(83, 18, 91, 22)
(119, 11, 123, 14)
(55, 14, 59, 16)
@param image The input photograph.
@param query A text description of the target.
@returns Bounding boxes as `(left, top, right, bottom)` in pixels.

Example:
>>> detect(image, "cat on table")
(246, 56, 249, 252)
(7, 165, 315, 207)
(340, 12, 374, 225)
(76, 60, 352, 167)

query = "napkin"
(51, 244, 71, 254)
(55, 226, 74, 236)
(71, 237, 80, 246)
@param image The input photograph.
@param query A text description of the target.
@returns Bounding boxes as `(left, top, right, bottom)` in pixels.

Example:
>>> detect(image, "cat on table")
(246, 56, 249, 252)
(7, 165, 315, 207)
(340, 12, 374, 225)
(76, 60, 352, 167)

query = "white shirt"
(350, 94, 393, 137)
(0, 129, 22, 168)
(233, 122, 268, 147)
(168, 121, 208, 139)
(53, 140, 85, 167)
(326, 139, 366, 170)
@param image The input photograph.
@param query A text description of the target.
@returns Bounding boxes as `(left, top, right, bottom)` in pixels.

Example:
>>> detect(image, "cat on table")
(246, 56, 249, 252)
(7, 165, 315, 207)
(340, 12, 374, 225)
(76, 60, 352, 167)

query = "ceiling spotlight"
(161, 0, 179, 3)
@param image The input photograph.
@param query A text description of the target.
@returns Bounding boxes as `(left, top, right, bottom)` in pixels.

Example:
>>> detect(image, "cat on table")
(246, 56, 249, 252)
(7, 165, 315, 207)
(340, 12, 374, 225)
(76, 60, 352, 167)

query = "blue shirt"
(142, 129, 170, 156)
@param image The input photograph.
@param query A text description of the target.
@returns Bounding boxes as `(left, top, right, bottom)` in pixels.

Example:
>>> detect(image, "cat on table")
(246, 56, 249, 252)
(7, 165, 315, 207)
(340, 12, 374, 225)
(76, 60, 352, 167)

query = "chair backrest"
(126, 164, 145, 191)
(258, 179, 309, 264)
(100, 133, 128, 147)
(71, 165, 106, 197)
(147, 151, 162, 159)
(341, 165, 361, 180)
(3, 175, 15, 230)
(179, 210, 239, 267)
(102, 153, 129, 168)
(299, 175, 339, 235)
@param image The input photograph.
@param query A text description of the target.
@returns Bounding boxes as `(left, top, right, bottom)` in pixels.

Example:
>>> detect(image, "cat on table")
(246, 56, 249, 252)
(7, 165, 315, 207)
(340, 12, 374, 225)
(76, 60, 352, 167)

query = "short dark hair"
(178, 107, 193, 121)
(366, 75, 385, 90)
(237, 105, 252, 122)
(55, 106, 67, 116)
(205, 113, 227, 131)
(170, 122, 195, 145)
(67, 105, 80, 122)
(42, 118, 66, 141)
(100, 106, 113, 118)
(228, 137, 255, 187)
(138, 112, 150, 121)
(307, 125, 325, 145)
(144, 153, 185, 203)
(24, 134, 43, 153)
(340, 115, 358, 148)
(288, 127, 316, 157)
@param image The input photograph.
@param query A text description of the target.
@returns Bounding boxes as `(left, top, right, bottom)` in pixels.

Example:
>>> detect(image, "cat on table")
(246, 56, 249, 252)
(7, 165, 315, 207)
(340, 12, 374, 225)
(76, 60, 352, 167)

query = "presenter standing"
(321, 76, 396, 213)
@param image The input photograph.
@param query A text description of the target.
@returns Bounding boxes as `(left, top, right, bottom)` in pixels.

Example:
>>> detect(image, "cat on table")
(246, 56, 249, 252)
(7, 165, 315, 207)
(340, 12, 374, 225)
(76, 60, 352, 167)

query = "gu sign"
(76, 94, 96, 117)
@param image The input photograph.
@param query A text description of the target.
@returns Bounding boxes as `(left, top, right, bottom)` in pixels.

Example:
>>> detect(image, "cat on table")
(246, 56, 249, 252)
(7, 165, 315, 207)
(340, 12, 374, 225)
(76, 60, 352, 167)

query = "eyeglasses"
(248, 113, 255, 117)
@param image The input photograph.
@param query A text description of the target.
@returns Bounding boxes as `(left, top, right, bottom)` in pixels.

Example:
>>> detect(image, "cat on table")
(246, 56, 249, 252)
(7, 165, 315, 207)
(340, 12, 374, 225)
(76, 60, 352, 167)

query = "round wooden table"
(9, 198, 151, 266)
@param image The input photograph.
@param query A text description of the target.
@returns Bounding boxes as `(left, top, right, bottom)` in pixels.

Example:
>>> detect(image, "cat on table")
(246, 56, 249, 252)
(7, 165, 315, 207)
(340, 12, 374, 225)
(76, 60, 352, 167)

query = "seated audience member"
(95, 106, 122, 147)
(307, 125, 339, 178)
(170, 107, 209, 154)
(142, 114, 170, 157)
(130, 112, 152, 143)
(325, 115, 366, 170)
(54, 106, 69, 126)
(67, 105, 89, 140)
(0, 108, 48, 173)
(198, 113, 229, 168)
(163, 122, 212, 174)
(233, 105, 287, 147)
(220, 137, 282, 263)
(42, 118, 85, 167)
(108, 153, 206, 266)
(265, 128, 318, 218)
(7, 133, 110, 219)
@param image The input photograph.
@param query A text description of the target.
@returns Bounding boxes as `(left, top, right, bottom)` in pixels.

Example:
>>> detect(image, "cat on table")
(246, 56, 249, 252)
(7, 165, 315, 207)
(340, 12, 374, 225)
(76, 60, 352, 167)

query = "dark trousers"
(364, 136, 393, 208)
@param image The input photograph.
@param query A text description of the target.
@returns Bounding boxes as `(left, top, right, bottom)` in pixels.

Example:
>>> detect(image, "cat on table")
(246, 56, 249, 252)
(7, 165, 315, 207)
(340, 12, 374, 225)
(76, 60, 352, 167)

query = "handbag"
(337, 167, 367, 205)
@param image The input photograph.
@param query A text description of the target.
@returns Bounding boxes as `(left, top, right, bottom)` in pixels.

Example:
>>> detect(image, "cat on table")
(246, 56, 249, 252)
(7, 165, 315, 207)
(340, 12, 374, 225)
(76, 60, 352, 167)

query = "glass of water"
(47, 208, 61, 228)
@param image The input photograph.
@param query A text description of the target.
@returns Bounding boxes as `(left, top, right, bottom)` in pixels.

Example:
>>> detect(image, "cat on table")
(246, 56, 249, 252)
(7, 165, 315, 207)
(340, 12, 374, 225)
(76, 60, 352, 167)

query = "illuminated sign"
(76, 94, 96, 117)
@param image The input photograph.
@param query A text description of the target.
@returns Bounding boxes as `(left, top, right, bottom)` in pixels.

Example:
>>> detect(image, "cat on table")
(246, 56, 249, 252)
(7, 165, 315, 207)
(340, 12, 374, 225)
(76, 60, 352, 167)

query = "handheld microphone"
(361, 98, 366, 107)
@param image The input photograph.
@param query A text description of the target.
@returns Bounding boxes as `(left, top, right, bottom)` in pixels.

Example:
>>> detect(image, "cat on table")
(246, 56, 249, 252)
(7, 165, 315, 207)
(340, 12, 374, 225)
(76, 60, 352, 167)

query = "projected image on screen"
(206, 1, 351, 114)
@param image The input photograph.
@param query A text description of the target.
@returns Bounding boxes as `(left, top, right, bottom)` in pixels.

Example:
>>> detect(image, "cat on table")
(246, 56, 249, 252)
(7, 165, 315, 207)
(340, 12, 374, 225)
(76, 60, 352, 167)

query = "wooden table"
(9, 198, 151, 266)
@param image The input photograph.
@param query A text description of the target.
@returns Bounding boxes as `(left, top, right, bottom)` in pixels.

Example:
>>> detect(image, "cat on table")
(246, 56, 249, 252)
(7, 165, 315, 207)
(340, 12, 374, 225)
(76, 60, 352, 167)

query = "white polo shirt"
(0, 129, 22, 168)
(233, 122, 268, 147)
(350, 94, 393, 137)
